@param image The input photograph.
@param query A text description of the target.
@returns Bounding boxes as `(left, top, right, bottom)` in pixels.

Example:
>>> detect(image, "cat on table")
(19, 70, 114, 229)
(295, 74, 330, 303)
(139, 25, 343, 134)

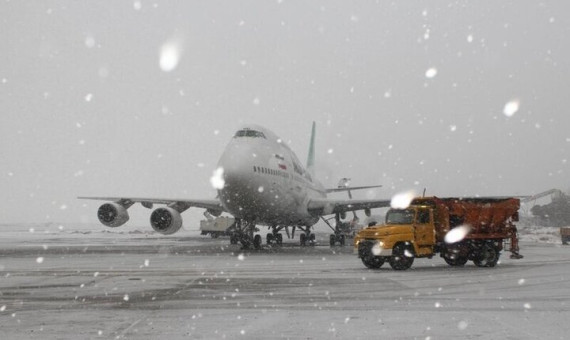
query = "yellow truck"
(354, 196, 522, 270)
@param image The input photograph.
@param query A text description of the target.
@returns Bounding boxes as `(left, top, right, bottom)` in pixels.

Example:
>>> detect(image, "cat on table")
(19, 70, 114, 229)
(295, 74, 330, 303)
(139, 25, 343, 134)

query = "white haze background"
(1, 1, 569, 226)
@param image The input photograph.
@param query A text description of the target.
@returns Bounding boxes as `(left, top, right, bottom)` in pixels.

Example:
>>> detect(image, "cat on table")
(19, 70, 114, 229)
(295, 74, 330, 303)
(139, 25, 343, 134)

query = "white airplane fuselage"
(217, 125, 324, 227)
(80, 122, 388, 247)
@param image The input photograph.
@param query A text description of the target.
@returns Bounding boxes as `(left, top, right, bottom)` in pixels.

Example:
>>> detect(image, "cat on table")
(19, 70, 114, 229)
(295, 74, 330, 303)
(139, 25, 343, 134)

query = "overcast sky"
(1, 1, 569, 226)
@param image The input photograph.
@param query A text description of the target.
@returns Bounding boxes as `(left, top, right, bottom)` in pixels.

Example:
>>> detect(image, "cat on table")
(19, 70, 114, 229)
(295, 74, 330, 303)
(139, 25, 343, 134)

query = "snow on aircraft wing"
(307, 198, 392, 216)
(78, 196, 225, 212)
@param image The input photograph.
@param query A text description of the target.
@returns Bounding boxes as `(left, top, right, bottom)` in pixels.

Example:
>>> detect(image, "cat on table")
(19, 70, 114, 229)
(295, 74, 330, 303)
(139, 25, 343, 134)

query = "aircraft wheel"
(253, 234, 262, 249)
(230, 234, 238, 245)
(276, 233, 283, 245)
(309, 233, 316, 245)
(266, 233, 274, 245)
(300, 233, 306, 246)
(329, 234, 336, 247)
(389, 243, 415, 270)
(339, 234, 346, 246)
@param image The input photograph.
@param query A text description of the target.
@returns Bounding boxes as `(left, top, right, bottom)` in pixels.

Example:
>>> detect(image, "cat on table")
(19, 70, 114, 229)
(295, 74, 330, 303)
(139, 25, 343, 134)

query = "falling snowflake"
(390, 190, 416, 209)
(425, 68, 438, 79)
(85, 36, 96, 49)
(210, 167, 225, 189)
(159, 40, 183, 72)
(503, 99, 520, 117)
(444, 225, 472, 243)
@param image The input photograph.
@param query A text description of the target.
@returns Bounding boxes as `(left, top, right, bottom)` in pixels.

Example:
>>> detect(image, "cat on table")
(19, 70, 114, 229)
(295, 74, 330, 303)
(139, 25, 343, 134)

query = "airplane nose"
(217, 142, 257, 189)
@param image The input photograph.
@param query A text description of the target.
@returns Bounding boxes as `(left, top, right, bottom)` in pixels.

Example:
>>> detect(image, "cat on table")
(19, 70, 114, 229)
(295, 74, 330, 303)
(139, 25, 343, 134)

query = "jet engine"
(150, 207, 183, 235)
(97, 202, 129, 228)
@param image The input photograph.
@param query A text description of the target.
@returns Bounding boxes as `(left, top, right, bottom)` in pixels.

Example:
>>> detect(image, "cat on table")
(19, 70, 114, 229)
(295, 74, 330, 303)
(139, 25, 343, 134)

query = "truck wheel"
(474, 243, 500, 267)
(361, 256, 385, 269)
(443, 255, 468, 266)
(389, 243, 414, 270)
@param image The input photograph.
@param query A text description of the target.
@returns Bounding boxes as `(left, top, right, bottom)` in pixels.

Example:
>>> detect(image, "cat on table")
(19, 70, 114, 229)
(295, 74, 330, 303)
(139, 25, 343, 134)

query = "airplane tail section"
(306, 122, 316, 176)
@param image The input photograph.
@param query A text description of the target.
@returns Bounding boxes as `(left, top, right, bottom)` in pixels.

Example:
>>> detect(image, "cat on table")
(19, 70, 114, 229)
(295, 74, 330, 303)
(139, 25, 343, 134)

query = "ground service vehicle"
(525, 189, 570, 227)
(200, 216, 236, 239)
(355, 197, 523, 270)
(561, 227, 570, 245)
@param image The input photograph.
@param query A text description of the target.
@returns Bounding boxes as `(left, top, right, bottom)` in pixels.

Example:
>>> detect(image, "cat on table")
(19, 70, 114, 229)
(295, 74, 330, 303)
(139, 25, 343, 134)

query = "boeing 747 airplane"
(79, 123, 391, 248)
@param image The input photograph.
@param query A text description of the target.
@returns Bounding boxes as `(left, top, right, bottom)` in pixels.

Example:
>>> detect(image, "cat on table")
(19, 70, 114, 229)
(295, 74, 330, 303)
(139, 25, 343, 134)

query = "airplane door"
(415, 208, 436, 246)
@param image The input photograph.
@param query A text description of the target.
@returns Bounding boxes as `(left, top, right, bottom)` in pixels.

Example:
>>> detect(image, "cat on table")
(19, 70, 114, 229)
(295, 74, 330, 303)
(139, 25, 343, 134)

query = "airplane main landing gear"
(322, 213, 350, 247)
(300, 232, 315, 246)
(329, 234, 346, 246)
(253, 234, 262, 249)
(266, 233, 283, 246)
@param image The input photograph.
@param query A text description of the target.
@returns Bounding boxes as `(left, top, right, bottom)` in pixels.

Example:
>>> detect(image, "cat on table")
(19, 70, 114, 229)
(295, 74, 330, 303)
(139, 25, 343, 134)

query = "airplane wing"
(307, 198, 391, 216)
(325, 185, 382, 193)
(78, 196, 225, 213)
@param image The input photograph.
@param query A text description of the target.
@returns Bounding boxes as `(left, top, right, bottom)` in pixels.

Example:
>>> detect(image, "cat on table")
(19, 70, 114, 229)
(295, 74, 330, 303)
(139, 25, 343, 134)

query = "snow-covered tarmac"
(0, 223, 569, 339)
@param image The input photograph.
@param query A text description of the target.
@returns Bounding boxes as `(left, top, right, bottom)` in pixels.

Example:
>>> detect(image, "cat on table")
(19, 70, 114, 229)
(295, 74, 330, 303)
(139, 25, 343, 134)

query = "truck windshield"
(386, 209, 415, 224)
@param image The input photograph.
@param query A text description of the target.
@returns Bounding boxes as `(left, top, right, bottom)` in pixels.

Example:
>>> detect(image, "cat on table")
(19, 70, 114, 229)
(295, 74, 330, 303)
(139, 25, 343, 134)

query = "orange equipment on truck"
(354, 196, 523, 270)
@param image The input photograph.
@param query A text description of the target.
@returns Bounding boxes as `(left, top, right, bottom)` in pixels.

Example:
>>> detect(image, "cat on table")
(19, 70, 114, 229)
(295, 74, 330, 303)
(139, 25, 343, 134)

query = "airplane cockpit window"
(234, 129, 266, 139)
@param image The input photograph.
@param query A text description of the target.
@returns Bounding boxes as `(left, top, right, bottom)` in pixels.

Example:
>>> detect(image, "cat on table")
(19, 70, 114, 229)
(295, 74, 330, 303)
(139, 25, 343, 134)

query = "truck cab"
(354, 205, 437, 270)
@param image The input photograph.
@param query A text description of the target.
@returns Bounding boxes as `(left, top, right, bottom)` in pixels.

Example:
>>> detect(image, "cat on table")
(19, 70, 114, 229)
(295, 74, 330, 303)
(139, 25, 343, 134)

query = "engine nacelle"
(150, 207, 183, 235)
(97, 202, 129, 228)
